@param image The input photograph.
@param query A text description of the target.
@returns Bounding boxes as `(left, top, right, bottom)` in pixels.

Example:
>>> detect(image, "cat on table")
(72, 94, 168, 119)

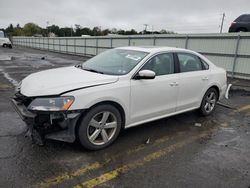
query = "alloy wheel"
(87, 111, 117, 145)
(204, 91, 216, 113)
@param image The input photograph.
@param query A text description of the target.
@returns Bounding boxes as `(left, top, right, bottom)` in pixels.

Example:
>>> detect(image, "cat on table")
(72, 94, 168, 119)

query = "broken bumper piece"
(11, 98, 82, 144)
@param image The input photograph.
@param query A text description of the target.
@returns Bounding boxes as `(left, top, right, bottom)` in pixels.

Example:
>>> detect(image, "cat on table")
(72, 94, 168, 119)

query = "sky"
(0, 0, 249, 33)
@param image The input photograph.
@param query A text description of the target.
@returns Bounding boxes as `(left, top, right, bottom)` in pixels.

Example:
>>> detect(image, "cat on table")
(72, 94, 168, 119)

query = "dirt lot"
(0, 46, 249, 188)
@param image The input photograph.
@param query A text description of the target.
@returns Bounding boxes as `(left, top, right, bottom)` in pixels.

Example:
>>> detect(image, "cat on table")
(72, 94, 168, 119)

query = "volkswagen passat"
(12, 47, 227, 150)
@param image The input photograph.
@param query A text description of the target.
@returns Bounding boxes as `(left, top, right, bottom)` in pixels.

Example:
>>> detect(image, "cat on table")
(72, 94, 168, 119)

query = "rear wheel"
(200, 88, 218, 116)
(2, 44, 7, 48)
(77, 104, 122, 150)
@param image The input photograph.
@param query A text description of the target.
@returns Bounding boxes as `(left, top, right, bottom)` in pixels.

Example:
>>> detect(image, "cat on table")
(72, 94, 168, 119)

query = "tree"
(102, 29, 110, 36)
(59, 27, 72, 37)
(92, 27, 101, 36)
(48, 25, 60, 36)
(23, 23, 41, 36)
(111, 28, 118, 34)
(13, 28, 24, 36)
(81, 27, 92, 36)
(125, 29, 137, 35)
(160, 29, 175, 34)
(75, 24, 82, 36)
(5, 24, 14, 36)
(117, 29, 125, 35)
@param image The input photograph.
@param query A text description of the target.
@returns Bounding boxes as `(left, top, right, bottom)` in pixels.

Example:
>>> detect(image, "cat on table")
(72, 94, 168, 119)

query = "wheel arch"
(209, 85, 220, 99)
(200, 85, 220, 107)
(76, 100, 126, 133)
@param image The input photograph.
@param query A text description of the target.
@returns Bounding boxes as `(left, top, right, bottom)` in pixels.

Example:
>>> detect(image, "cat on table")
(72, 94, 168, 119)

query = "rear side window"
(200, 58, 209, 70)
(177, 53, 203, 72)
(235, 15, 250, 22)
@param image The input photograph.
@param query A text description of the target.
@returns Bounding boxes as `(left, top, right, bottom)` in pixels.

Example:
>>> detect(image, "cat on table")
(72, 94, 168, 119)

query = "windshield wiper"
(75, 64, 82, 68)
(82, 68, 104, 74)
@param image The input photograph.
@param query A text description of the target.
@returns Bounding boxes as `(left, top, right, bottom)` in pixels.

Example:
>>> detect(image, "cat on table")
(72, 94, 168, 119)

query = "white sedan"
(12, 46, 227, 150)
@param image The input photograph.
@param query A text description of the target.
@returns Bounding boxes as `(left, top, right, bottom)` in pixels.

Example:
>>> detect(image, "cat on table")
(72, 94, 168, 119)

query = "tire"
(199, 88, 218, 116)
(77, 104, 122, 150)
(2, 44, 7, 48)
(8, 44, 12, 49)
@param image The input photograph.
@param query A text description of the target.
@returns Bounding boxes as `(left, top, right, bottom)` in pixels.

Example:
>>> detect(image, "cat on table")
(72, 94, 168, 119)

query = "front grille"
(14, 92, 33, 107)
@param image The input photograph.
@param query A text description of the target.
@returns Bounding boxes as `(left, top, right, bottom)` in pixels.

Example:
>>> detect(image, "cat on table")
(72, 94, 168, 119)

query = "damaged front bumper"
(11, 97, 82, 144)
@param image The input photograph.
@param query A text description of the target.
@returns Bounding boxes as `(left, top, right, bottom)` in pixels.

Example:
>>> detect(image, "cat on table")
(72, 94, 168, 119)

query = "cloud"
(0, 0, 249, 33)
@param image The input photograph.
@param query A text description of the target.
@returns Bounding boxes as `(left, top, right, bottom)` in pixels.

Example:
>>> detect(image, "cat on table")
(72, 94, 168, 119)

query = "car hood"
(20, 66, 119, 97)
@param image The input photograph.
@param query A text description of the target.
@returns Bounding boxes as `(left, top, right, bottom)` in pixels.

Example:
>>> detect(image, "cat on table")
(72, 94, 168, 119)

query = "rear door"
(176, 52, 210, 111)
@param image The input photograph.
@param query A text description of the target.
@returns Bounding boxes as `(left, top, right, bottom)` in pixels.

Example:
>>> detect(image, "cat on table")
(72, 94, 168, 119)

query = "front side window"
(81, 49, 148, 75)
(177, 53, 203, 73)
(141, 53, 174, 76)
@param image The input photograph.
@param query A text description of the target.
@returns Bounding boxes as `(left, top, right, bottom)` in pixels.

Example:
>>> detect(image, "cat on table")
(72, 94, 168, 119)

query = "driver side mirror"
(135, 70, 156, 79)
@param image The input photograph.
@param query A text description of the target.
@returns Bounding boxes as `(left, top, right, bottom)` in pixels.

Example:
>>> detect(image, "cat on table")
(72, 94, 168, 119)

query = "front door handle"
(202, 77, 208, 81)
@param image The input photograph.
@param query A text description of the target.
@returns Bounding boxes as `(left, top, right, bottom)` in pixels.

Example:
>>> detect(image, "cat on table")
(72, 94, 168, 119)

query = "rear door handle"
(170, 82, 178, 86)
(170, 82, 175, 86)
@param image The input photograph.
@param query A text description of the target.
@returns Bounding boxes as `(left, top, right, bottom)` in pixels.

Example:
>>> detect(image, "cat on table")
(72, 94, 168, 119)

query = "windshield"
(81, 49, 148, 75)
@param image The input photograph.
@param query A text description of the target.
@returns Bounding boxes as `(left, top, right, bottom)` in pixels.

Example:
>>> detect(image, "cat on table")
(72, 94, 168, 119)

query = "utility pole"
(143, 24, 148, 34)
(71, 25, 73, 37)
(46, 21, 49, 37)
(220, 13, 225, 33)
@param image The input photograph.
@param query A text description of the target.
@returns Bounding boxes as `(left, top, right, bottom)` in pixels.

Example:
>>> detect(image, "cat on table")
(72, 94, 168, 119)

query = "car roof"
(117, 46, 195, 54)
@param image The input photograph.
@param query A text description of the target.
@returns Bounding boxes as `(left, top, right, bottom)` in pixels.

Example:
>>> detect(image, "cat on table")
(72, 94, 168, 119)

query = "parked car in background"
(0, 31, 12, 48)
(229, 14, 250, 32)
(12, 47, 228, 150)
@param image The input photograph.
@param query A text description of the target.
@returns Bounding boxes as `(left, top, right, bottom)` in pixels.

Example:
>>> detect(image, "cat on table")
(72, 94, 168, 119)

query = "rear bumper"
(11, 97, 82, 143)
(219, 84, 228, 100)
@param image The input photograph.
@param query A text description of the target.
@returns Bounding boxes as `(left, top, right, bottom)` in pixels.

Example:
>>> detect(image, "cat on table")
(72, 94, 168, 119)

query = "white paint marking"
(0, 55, 12, 61)
(0, 68, 19, 87)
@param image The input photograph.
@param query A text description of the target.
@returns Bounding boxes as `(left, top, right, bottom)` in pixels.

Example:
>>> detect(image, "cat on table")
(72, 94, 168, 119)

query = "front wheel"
(77, 104, 122, 150)
(200, 88, 218, 116)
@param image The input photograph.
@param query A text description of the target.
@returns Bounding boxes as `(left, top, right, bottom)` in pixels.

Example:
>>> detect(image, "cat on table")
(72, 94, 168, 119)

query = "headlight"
(28, 96, 74, 111)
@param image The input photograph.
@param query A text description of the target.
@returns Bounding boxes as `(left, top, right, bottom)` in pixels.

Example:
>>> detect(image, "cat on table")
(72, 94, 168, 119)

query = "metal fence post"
(110, 37, 113, 49)
(59, 38, 61, 52)
(232, 35, 241, 78)
(96, 38, 98, 55)
(74, 38, 76, 54)
(185, 35, 189, 49)
(39, 37, 40, 49)
(153, 36, 156, 46)
(47, 38, 49, 51)
(66, 38, 68, 54)
(84, 38, 87, 55)
(128, 37, 131, 46)
(53, 38, 55, 51)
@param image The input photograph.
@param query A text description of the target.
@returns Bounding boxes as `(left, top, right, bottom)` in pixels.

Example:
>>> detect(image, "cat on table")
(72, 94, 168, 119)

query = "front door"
(130, 53, 179, 124)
